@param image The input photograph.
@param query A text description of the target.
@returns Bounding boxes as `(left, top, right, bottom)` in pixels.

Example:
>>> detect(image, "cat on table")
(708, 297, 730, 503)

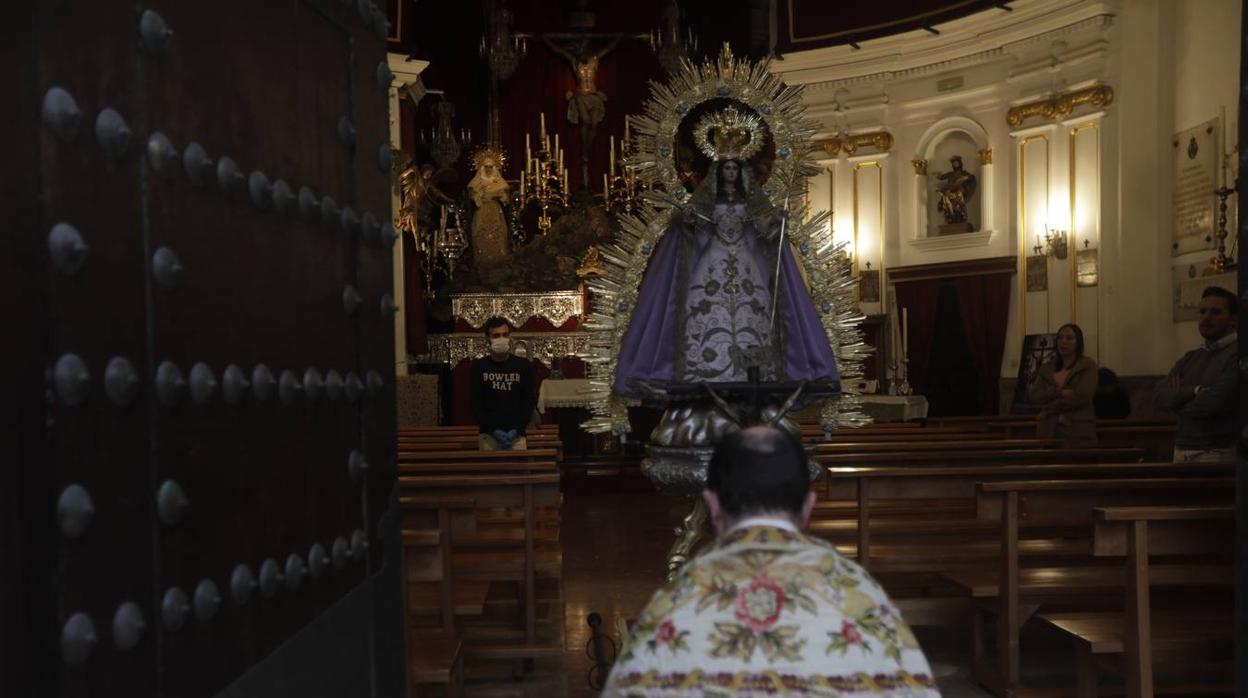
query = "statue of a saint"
(932, 155, 977, 229)
(466, 147, 511, 267)
(542, 34, 623, 184)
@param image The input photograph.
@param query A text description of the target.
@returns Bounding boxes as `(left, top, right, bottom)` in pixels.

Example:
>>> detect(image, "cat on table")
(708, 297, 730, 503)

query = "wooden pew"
(816, 461, 1232, 573)
(398, 472, 564, 661)
(1037, 505, 1234, 697)
(815, 438, 1057, 454)
(401, 497, 467, 697)
(397, 448, 561, 465)
(816, 448, 1146, 486)
(802, 424, 990, 438)
(943, 476, 1234, 695)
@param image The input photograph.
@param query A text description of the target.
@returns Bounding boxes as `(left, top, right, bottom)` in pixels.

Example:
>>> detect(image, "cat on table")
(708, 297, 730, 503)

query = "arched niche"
(913, 116, 993, 239)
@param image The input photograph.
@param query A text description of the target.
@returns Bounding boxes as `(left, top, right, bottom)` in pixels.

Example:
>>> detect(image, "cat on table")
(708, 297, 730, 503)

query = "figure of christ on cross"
(541, 33, 624, 189)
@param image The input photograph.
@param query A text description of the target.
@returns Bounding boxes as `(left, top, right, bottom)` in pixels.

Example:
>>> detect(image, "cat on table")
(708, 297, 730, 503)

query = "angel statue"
(613, 105, 839, 392)
(466, 146, 512, 267)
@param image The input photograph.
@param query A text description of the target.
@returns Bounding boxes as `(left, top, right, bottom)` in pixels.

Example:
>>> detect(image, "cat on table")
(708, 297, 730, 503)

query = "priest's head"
(702, 425, 817, 535)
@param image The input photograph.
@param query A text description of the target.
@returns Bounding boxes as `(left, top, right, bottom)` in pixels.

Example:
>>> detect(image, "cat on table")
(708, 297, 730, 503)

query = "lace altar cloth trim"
(451, 291, 583, 329)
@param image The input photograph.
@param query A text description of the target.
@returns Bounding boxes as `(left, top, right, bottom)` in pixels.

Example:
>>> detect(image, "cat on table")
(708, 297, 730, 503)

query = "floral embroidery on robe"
(603, 525, 940, 697)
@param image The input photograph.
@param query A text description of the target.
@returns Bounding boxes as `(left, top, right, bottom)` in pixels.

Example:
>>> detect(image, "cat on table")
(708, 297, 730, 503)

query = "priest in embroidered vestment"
(604, 427, 940, 697)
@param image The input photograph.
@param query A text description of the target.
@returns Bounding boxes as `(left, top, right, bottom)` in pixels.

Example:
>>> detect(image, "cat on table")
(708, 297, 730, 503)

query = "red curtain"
(953, 273, 1012, 415)
(891, 279, 942, 397)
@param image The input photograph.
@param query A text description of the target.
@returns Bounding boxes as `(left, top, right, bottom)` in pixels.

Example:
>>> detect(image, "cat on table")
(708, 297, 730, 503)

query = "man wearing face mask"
(469, 317, 536, 450)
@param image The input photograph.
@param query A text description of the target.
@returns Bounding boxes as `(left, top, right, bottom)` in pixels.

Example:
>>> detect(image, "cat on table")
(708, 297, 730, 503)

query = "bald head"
(704, 425, 812, 526)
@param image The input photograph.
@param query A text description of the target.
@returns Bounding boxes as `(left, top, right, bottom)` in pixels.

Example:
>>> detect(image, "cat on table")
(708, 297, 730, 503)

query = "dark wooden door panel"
(14, 1, 399, 696)
(31, 2, 158, 698)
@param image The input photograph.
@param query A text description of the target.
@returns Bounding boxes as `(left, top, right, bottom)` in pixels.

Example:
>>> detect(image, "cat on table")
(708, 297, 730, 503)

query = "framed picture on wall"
(858, 269, 881, 303)
(1010, 332, 1057, 413)
(1025, 255, 1048, 292)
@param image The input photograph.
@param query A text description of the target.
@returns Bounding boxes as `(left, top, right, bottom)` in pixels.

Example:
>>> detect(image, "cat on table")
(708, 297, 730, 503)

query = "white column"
(387, 54, 431, 376)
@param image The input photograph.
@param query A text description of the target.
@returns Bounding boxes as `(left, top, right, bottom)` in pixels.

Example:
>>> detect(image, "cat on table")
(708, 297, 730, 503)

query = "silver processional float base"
(629, 377, 841, 578)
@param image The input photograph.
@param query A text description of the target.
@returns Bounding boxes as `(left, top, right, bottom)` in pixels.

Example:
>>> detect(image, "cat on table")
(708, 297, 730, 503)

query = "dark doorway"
(923, 284, 983, 417)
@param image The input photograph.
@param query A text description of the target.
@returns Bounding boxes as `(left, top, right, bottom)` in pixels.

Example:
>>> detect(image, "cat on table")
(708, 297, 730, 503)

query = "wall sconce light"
(1033, 224, 1068, 260)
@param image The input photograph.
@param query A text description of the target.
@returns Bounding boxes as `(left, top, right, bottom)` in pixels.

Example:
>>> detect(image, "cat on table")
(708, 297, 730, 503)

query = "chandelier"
(649, 0, 697, 73)
(480, 0, 525, 80)
(426, 99, 470, 171)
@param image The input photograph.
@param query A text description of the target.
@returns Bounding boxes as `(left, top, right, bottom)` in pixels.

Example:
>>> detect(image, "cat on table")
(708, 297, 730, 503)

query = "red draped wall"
(893, 271, 1012, 415)
(892, 279, 942, 400)
(953, 273, 1012, 414)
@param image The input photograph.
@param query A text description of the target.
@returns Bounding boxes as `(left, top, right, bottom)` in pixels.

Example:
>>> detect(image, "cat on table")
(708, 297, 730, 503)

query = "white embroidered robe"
(603, 521, 940, 697)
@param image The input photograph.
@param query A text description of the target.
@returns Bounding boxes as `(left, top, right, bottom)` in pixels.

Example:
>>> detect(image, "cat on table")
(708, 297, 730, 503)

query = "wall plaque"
(1076, 247, 1098, 287)
(1171, 117, 1220, 256)
(1025, 255, 1048, 292)
(858, 269, 880, 303)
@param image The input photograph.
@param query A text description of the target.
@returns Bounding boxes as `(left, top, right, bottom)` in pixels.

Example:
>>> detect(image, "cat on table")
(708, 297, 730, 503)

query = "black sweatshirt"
(468, 354, 536, 435)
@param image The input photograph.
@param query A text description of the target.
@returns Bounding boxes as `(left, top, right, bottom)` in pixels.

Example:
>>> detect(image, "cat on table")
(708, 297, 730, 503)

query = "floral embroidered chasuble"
(603, 524, 940, 697)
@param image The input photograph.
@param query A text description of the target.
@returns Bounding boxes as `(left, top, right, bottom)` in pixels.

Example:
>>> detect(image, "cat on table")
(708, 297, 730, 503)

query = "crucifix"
(540, 32, 625, 189)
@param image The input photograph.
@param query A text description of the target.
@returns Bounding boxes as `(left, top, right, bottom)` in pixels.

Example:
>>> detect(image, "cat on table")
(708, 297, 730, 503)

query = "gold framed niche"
(851, 160, 884, 282)
(1068, 121, 1100, 321)
(1017, 133, 1050, 341)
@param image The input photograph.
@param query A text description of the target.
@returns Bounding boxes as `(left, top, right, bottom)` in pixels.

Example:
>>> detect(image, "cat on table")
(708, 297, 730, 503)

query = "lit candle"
(540, 112, 546, 140)
(610, 136, 616, 176)
(554, 133, 559, 158)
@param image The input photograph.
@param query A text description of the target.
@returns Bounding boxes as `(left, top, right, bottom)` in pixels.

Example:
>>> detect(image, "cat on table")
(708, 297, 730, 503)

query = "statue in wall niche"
(932, 155, 977, 233)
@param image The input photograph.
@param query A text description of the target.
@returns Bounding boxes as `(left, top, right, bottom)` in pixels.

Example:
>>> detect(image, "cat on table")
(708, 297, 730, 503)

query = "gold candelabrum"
(516, 112, 569, 235)
(1033, 224, 1068, 260)
(1211, 185, 1237, 273)
(603, 119, 647, 216)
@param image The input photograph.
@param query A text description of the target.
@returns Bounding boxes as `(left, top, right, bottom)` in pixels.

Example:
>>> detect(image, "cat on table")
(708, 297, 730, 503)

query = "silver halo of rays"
(582, 43, 871, 434)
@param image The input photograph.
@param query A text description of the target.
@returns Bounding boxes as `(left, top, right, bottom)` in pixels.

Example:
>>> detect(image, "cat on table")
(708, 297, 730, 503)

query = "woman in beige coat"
(1029, 324, 1099, 447)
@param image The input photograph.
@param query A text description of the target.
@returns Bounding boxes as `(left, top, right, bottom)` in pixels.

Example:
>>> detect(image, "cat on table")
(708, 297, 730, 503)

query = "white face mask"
(490, 337, 511, 354)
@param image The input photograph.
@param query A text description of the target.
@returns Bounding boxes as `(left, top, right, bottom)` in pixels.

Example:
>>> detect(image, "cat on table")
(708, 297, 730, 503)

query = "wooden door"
(3, 2, 401, 696)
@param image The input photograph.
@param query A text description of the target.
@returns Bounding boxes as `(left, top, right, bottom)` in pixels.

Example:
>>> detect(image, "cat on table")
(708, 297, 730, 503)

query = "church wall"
(778, 0, 1239, 407)
(1168, 0, 1242, 356)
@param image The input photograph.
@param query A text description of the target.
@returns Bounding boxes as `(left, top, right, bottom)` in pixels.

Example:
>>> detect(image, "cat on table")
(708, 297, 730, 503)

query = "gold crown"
(693, 106, 766, 161)
(470, 145, 508, 172)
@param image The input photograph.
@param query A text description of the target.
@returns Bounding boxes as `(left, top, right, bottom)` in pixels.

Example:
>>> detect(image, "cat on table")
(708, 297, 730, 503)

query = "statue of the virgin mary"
(581, 44, 870, 437)
(613, 106, 838, 391)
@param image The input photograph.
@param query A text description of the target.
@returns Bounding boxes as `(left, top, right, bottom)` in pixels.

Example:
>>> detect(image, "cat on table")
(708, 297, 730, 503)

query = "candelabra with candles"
(603, 119, 648, 216)
(1033, 224, 1068, 260)
(515, 112, 570, 235)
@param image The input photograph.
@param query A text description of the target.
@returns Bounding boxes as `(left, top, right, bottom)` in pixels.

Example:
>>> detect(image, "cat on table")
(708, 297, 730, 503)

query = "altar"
(537, 378, 592, 413)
